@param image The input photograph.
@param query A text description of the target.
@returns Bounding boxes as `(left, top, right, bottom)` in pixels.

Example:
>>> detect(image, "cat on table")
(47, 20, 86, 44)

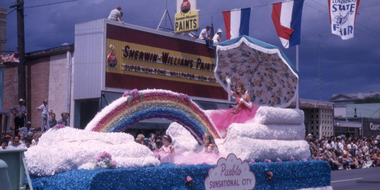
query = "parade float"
(24, 35, 331, 190)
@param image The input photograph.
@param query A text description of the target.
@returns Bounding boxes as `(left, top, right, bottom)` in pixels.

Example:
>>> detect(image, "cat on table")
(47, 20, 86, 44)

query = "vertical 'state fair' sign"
(205, 154, 256, 190)
(329, 0, 360, 40)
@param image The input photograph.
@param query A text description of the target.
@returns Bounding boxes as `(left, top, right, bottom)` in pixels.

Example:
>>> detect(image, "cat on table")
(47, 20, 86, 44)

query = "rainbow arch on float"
(85, 89, 221, 144)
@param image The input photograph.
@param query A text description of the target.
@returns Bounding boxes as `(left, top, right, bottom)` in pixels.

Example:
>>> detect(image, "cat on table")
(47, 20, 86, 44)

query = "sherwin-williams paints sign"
(105, 24, 227, 100)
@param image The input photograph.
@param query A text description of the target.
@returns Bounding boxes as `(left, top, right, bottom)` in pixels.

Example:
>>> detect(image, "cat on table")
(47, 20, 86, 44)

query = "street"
(331, 167, 380, 190)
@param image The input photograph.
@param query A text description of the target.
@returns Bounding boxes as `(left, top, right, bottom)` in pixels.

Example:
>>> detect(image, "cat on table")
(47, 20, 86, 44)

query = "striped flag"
(222, 8, 251, 40)
(272, 0, 304, 48)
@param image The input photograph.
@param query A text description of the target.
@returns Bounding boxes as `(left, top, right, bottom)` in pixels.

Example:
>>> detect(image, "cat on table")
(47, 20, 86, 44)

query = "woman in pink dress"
(209, 78, 259, 138)
(155, 135, 175, 163)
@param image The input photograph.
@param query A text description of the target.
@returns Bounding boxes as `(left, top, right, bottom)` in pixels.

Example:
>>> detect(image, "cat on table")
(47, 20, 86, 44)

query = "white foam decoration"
(226, 123, 305, 141)
(220, 137, 310, 161)
(170, 107, 310, 162)
(39, 127, 135, 146)
(254, 106, 304, 125)
(25, 127, 160, 176)
(166, 122, 202, 153)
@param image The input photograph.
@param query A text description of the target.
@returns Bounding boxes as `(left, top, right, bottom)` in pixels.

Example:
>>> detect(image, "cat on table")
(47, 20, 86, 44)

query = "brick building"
(3, 44, 74, 131)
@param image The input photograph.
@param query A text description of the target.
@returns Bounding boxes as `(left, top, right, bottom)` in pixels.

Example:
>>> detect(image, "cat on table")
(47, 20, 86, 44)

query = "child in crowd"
(155, 138, 162, 149)
(1, 140, 7, 149)
(8, 136, 14, 147)
(19, 132, 26, 145)
(143, 138, 152, 150)
(203, 133, 219, 154)
(32, 133, 40, 146)
(149, 133, 157, 150)
(135, 134, 145, 144)
(42, 119, 48, 132)
(25, 139, 32, 148)
(58, 112, 68, 126)
(155, 135, 175, 163)
(49, 112, 58, 129)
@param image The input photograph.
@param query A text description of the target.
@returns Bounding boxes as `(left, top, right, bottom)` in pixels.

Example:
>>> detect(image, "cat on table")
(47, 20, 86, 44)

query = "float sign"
(204, 153, 256, 190)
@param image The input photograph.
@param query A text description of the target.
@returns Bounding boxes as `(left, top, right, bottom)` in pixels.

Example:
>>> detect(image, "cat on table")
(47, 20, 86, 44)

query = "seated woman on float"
(209, 77, 259, 137)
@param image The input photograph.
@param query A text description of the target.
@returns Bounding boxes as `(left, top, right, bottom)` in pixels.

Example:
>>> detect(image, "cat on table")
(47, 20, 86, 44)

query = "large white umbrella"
(215, 35, 299, 108)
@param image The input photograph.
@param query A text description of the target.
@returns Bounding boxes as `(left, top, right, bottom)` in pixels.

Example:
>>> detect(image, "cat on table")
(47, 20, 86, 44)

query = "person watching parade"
(108, 6, 124, 24)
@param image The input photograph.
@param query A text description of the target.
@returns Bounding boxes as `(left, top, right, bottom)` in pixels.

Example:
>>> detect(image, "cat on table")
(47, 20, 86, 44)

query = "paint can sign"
(107, 44, 118, 68)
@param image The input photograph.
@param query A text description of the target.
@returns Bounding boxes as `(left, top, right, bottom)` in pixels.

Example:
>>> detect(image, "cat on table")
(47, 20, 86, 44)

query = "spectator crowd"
(307, 134, 380, 170)
(134, 131, 166, 152)
(1, 98, 70, 150)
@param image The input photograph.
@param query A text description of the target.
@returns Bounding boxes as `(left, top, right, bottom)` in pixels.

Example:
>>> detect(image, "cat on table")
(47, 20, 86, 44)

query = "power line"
(8, 8, 16, 14)
(24, 0, 79, 9)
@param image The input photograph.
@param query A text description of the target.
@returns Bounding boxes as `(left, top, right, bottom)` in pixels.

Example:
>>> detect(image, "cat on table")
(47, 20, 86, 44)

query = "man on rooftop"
(108, 6, 124, 24)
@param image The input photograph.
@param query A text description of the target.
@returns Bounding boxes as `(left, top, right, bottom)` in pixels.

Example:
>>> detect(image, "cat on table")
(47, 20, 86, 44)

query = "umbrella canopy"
(214, 35, 299, 108)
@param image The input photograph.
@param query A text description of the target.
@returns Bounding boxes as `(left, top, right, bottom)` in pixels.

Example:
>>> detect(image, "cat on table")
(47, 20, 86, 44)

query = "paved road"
(331, 167, 380, 190)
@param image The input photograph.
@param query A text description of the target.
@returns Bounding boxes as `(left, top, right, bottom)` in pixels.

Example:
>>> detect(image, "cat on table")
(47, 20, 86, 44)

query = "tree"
(354, 94, 380, 104)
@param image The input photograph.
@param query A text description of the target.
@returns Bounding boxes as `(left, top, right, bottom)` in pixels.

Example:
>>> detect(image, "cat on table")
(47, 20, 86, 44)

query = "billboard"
(105, 24, 227, 100)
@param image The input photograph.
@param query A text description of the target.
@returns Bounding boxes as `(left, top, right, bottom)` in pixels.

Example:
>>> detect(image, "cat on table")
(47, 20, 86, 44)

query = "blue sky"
(1, 0, 379, 101)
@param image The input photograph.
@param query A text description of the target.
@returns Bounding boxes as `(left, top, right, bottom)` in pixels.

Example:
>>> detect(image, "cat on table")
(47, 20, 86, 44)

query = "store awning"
(129, 118, 172, 129)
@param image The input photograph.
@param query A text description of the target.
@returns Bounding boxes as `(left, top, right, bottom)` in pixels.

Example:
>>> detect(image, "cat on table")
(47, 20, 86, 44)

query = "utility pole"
(10, 0, 26, 101)
(318, 34, 322, 101)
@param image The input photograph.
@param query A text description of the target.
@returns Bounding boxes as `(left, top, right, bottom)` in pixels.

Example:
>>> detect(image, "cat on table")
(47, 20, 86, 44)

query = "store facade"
(73, 19, 230, 129)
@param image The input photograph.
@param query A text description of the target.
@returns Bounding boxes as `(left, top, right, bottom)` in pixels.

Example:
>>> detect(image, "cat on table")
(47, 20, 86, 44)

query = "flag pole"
(296, 45, 299, 109)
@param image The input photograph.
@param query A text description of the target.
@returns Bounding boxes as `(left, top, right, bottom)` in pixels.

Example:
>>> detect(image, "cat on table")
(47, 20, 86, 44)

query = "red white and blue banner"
(271, 0, 304, 49)
(328, 0, 360, 40)
(222, 8, 251, 40)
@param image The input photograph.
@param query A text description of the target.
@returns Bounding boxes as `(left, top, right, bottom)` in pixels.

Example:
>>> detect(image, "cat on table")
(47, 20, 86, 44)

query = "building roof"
(329, 94, 359, 102)
(26, 44, 74, 59)
(330, 92, 380, 102)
